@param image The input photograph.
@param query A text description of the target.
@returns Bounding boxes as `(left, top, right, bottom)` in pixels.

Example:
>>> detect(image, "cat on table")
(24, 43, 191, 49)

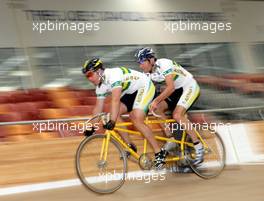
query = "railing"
(0, 105, 263, 126)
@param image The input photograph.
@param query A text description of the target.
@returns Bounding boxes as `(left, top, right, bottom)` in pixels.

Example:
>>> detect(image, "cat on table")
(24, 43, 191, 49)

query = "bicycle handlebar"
(148, 105, 165, 119)
(87, 108, 165, 123)
(87, 112, 108, 123)
(151, 109, 163, 118)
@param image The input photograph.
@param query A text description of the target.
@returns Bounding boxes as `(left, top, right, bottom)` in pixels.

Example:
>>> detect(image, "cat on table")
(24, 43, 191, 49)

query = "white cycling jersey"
(149, 58, 193, 89)
(96, 67, 151, 98)
(95, 67, 155, 112)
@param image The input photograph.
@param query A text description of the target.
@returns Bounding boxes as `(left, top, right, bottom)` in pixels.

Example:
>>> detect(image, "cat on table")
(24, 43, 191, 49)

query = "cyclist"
(82, 57, 167, 168)
(135, 47, 204, 165)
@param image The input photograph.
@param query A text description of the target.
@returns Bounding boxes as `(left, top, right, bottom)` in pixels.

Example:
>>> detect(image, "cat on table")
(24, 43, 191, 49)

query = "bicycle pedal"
(152, 163, 166, 171)
(120, 151, 130, 160)
(125, 151, 131, 158)
(192, 158, 204, 166)
(171, 166, 193, 173)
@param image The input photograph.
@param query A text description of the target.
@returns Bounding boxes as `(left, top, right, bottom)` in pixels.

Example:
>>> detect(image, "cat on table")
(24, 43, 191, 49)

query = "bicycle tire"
(184, 129, 226, 179)
(75, 134, 127, 194)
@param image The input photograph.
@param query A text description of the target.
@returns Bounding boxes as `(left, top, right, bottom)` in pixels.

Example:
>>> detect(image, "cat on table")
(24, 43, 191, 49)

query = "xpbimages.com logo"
(164, 20, 232, 34)
(96, 170, 166, 184)
(164, 121, 231, 133)
(32, 120, 100, 134)
(32, 20, 100, 34)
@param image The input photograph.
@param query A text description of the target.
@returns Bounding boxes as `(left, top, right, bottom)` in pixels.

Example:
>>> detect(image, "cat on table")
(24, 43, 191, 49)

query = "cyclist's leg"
(152, 100, 172, 137)
(172, 80, 200, 142)
(129, 82, 160, 153)
(130, 81, 167, 168)
(119, 92, 144, 151)
(172, 80, 203, 164)
(173, 106, 203, 165)
(154, 88, 183, 137)
(173, 106, 199, 142)
(130, 109, 160, 153)
(116, 102, 132, 145)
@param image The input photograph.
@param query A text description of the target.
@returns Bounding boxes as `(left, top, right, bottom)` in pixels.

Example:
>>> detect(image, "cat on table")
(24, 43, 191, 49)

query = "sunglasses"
(137, 59, 147, 64)
(85, 71, 96, 78)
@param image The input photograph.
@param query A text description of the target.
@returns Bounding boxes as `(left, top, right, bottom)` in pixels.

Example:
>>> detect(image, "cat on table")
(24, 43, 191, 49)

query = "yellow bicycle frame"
(99, 118, 209, 163)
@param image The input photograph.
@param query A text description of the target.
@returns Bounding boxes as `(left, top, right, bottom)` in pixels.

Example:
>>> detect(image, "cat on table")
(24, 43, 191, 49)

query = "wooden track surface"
(245, 121, 264, 154)
(0, 135, 152, 187)
(2, 165, 264, 201)
(0, 121, 264, 188)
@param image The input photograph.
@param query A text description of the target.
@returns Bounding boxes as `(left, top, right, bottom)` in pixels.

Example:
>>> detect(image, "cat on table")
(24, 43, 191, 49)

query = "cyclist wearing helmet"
(82, 58, 167, 168)
(135, 47, 204, 165)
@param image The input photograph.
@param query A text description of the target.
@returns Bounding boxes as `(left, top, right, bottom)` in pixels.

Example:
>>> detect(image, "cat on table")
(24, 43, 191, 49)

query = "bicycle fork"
(99, 131, 111, 162)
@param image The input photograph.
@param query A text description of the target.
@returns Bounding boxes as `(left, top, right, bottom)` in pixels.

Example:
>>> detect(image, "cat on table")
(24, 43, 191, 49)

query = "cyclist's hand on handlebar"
(83, 127, 95, 137)
(149, 100, 159, 112)
(101, 113, 115, 129)
(149, 102, 163, 118)
(103, 120, 116, 130)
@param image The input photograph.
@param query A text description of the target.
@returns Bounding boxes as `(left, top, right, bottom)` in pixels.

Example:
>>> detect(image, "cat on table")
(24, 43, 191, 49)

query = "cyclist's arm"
(92, 98, 105, 115)
(110, 87, 122, 122)
(154, 74, 174, 104)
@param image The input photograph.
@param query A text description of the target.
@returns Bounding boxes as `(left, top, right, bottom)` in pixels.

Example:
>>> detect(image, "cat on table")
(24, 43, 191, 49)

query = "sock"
(155, 149, 167, 157)
(194, 142, 203, 151)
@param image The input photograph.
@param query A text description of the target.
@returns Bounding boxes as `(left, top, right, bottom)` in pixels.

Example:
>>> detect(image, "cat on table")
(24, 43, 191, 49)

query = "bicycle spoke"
(185, 129, 225, 179)
(76, 135, 127, 194)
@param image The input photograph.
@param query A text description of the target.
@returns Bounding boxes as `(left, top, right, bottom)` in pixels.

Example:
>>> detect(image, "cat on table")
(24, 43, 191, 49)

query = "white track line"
(0, 179, 81, 196)
(1, 162, 264, 196)
(0, 170, 166, 196)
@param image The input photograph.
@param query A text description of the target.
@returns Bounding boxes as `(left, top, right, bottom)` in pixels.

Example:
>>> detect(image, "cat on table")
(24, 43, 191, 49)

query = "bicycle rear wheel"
(76, 134, 127, 194)
(184, 129, 226, 179)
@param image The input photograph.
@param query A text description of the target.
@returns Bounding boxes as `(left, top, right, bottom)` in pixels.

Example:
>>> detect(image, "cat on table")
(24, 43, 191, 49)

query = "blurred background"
(0, 0, 263, 126)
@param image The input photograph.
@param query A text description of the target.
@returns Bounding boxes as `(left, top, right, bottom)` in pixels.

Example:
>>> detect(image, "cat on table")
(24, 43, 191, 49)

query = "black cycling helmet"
(82, 57, 103, 74)
(135, 47, 155, 63)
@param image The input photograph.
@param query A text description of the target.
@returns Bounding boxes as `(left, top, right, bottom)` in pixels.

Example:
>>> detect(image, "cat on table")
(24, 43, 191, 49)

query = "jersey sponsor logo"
(184, 88, 193, 102)
(136, 88, 145, 103)
(174, 68, 187, 77)
(124, 75, 139, 81)
(172, 61, 187, 77)
(97, 93, 108, 97)
(162, 68, 173, 76)
(111, 81, 122, 88)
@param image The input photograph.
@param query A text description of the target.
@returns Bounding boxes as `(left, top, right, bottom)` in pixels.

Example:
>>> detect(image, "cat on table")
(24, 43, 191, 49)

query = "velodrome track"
(1, 165, 264, 201)
(0, 120, 263, 200)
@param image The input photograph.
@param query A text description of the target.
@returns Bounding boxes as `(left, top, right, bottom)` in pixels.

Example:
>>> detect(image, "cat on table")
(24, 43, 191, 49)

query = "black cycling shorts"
(155, 87, 199, 112)
(165, 88, 183, 111)
(120, 91, 138, 113)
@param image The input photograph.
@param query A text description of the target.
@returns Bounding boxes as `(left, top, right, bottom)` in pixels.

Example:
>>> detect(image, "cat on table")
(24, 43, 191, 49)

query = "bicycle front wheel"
(76, 134, 127, 194)
(185, 129, 226, 179)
